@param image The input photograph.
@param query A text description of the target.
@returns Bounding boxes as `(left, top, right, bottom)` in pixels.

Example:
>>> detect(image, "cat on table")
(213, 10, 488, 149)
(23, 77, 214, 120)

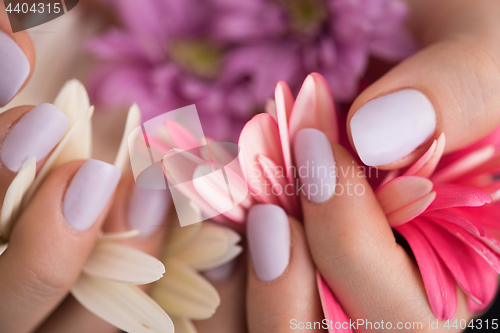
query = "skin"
(1, 0, 500, 332)
(0, 8, 169, 332)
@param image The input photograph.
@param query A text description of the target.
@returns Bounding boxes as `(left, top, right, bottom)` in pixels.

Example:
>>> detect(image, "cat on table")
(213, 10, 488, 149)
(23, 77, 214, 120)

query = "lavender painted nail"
(247, 204, 290, 281)
(350, 89, 436, 166)
(1, 103, 68, 172)
(0, 31, 30, 107)
(127, 185, 171, 237)
(294, 128, 336, 204)
(63, 159, 121, 231)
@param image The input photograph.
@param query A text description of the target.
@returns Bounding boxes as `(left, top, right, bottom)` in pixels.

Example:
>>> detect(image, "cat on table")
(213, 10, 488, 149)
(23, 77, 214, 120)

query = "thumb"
(0, 160, 121, 333)
(347, 0, 500, 168)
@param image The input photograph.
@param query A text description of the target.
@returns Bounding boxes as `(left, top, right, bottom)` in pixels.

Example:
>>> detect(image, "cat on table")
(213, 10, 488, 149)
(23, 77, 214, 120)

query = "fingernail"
(247, 204, 290, 281)
(293, 128, 336, 204)
(1, 103, 68, 172)
(63, 159, 121, 231)
(127, 185, 171, 237)
(0, 31, 30, 106)
(350, 89, 436, 166)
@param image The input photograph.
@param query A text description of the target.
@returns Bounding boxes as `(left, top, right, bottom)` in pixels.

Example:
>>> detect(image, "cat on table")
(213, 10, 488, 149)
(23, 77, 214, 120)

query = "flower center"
(170, 39, 222, 79)
(280, 0, 328, 34)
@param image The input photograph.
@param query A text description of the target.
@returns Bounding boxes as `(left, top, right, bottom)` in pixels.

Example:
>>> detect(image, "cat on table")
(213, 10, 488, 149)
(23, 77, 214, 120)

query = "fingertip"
(63, 159, 121, 231)
(102, 174, 171, 257)
(246, 206, 322, 332)
(0, 5, 35, 107)
(0, 159, 119, 332)
(348, 89, 437, 168)
(247, 204, 290, 282)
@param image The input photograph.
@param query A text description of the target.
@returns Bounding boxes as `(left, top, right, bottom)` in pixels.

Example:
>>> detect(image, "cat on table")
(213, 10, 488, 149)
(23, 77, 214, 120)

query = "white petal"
(83, 243, 165, 285)
(171, 317, 198, 333)
(71, 274, 174, 333)
(162, 149, 222, 222)
(1, 157, 36, 239)
(24, 106, 94, 205)
(52, 79, 92, 161)
(194, 245, 242, 271)
(170, 223, 241, 270)
(151, 260, 220, 320)
(114, 104, 142, 172)
(98, 230, 141, 241)
(164, 219, 202, 255)
(0, 243, 8, 256)
(53, 79, 90, 120)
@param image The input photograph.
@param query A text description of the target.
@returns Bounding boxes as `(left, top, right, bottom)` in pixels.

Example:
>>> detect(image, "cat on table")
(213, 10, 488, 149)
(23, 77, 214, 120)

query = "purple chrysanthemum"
(88, 0, 417, 141)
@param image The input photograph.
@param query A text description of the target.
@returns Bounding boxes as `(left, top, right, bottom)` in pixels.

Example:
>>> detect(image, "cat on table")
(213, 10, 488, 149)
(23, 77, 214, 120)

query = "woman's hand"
(0, 7, 172, 332)
(235, 1, 500, 331)
(348, 0, 500, 169)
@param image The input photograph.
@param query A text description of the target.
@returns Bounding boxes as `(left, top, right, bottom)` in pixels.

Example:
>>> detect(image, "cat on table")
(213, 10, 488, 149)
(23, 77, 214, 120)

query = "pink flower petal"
(456, 154, 500, 182)
(275, 81, 295, 184)
(422, 208, 486, 237)
(386, 192, 436, 227)
(396, 222, 457, 320)
(162, 149, 222, 220)
(439, 125, 500, 168)
(193, 163, 250, 223)
(476, 182, 500, 202)
(238, 114, 285, 207)
(317, 272, 353, 333)
(205, 139, 244, 178)
(414, 220, 490, 306)
(432, 145, 495, 184)
(405, 133, 445, 178)
(378, 169, 399, 187)
(257, 155, 301, 218)
(288, 73, 339, 143)
(463, 205, 500, 234)
(443, 222, 500, 274)
(426, 186, 492, 212)
(164, 120, 202, 151)
(147, 136, 172, 156)
(466, 255, 499, 314)
(376, 176, 433, 214)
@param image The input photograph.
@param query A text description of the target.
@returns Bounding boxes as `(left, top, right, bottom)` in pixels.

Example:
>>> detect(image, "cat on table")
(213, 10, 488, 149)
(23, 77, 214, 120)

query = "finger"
(0, 2, 35, 107)
(347, 0, 500, 169)
(246, 204, 323, 333)
(0, 104, 68, 210)
(194, 258, 247, 333)
(0, 159, 121, 333)
(294, 128, 470, 326)
(37, 175, 172, 333)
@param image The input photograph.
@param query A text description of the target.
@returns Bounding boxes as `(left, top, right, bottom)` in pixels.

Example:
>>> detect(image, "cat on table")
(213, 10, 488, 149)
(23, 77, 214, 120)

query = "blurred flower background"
(87, 0, 417, 141)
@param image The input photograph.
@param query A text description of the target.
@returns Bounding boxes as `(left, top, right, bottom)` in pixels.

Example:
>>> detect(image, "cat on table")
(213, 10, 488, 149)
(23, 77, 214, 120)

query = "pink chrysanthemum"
(88, 0, 416, 141)
(156, 73, 500, 328)
(373, 130, 500, 320)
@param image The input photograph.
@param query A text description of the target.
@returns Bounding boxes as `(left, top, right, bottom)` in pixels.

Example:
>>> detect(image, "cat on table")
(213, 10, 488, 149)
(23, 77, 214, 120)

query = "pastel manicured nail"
(350, 89, 436, 166)
(293, 128, 336, 204)
(0, 31, 30, 106)
(63, 159, 121, 231)
(1, 103, 68, 171)
(247, 204, 290, 281)
(127, 185, 171, 237)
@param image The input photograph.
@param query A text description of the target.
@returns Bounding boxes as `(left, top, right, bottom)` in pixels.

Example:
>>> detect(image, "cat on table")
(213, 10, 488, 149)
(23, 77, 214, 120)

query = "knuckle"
(25, 262, 72, 296)
(456, 36, 500, 94)
(443, 34, 500, 127)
